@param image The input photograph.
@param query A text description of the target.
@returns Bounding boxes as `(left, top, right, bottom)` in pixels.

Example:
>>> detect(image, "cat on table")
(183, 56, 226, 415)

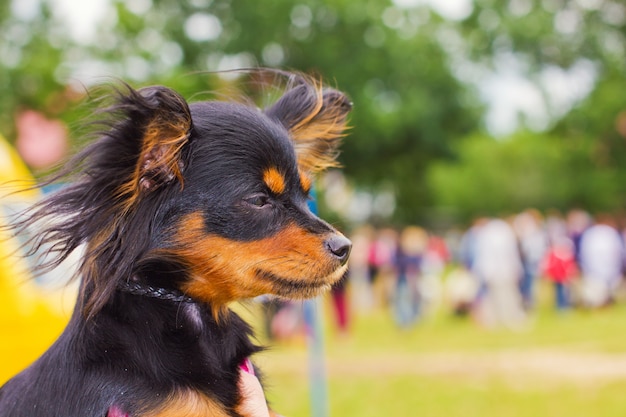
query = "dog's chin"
(257, 265, 347, 300)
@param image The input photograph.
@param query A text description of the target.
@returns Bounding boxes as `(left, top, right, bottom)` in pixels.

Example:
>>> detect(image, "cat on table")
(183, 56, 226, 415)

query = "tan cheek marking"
(262, 167, 286, 194)
(170, 213, 338, 309)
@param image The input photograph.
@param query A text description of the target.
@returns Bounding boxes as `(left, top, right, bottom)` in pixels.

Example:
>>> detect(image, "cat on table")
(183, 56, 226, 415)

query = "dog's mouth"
(255, 266, 347, 298)
(172, 214, 351, 305)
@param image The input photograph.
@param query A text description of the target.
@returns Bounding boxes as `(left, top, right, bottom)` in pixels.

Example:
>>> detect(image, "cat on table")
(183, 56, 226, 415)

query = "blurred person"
(269, 300, 305, 342)
(330, 274, 349, 335)
(443, 228, 463, 265)
(369, 228, 398, 308)
(348, 225, 375, 312)
(566, 208, 592, 267)
(472, 218, 526, 329)
(542, 236, 578, 310)
(392, 226, 427, 328)
(579, 215, 625, 308)
(545, 210, 569, 246)
(15, 110, 68, 170)
(418, 234, 448, 316)
(513, 209, 548, 310)
(422, 235, 449, 275)
(458, 217, 487, 271)
(366, 229, 382, 285)
(445, 266, 480, 316)
(455, 218, 487, 316)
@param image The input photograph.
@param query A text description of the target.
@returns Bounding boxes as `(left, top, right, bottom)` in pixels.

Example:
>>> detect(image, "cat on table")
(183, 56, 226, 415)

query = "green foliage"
(427, 130, 626, 224)
(1, 0, 625, 223)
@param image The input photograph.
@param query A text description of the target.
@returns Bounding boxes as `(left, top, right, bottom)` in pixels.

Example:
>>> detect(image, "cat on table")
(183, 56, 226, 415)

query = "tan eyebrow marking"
(262, 167, 286, 194)
(299, 171, 312, 193)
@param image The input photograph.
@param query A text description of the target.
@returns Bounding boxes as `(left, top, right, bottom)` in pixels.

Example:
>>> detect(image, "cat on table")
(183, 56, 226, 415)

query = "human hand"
(237, 358, 271, 417)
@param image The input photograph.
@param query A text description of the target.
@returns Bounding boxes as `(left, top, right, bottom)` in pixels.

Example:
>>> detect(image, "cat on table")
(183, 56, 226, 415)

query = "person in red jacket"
(542, 236, 578, 310)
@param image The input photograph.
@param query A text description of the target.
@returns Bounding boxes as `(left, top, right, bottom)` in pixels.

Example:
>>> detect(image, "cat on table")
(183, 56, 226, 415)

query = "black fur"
(1, 294, 259, 416)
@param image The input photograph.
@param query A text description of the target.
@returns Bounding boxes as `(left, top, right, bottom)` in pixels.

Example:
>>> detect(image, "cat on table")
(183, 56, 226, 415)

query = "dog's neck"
(65, 274, 261, 413)
(117, 279, 195, 304)
(115, 278, 206, 332)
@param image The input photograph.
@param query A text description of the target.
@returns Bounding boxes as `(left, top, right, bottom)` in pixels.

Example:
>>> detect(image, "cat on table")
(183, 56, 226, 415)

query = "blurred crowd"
(261, 209, 626, 340)
(342, 209, 626, 331)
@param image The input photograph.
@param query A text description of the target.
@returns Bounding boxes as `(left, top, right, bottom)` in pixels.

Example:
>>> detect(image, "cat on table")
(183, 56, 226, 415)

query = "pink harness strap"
(107, 406, 130, 417)
(239, 357, 255, 376)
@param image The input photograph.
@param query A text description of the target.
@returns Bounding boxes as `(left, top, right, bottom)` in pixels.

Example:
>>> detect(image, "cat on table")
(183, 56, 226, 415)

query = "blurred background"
(1, 0, 626, 416)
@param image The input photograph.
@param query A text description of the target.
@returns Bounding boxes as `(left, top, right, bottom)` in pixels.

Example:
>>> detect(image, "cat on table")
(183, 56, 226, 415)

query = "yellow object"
(0, 134, 71, 384)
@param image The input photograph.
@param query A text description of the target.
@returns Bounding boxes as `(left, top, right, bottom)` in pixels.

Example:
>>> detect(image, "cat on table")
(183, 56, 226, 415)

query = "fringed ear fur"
(79, 85, 192, 315)
(117, 86, 192, 208)
(48, 84, 193, 318)
(265, 77, 352, 174)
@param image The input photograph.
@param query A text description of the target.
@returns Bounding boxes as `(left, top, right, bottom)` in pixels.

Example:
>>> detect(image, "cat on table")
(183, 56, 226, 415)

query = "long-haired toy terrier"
(0, 71, 352, 416)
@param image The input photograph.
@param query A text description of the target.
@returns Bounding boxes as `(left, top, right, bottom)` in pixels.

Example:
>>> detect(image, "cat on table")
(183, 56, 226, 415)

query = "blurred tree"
(427, 130, 623, 224)
(224, 0, 481, 223)
(427, 0, 626, 223)
(1, 0, 624, 224)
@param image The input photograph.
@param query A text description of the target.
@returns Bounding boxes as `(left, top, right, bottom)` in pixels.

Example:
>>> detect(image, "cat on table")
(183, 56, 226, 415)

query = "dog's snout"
(325, 234, 352, 265)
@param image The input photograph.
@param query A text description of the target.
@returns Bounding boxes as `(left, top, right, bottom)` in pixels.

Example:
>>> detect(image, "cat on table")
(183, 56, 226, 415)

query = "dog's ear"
(134, 86, 192, 191)
(265, 78, 352, 173)
(118, 86, 192, 200)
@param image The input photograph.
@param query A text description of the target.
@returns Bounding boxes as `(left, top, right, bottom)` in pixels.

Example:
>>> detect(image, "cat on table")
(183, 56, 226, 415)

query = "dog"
(0, 71, 352, 416)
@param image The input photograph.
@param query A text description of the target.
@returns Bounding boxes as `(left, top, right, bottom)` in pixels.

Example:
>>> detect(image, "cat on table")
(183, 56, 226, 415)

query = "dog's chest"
(140, 390, 232, 417)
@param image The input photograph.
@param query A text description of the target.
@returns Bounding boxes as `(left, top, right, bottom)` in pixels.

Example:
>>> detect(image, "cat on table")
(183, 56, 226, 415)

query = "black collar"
(117, 280, 195, 304)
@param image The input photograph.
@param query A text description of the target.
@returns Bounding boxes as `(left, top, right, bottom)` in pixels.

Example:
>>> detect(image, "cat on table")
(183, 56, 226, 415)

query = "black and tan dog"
(0, 71, 352, 416)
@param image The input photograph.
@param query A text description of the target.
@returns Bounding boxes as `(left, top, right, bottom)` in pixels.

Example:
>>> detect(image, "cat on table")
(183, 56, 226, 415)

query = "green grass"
(321, 376, 626, 417)
(254, 282, 626, 417)
(339, 304, 626, 354)
(4, 280, 626, 416)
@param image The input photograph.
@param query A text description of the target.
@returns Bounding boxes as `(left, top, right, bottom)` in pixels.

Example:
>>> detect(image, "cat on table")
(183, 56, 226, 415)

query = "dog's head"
(26, 72, 352, 317)
(142, 76, 353, 309)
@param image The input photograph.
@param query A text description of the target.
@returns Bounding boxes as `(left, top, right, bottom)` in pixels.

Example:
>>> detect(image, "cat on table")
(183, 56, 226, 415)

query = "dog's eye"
(244, 194, 271, 208)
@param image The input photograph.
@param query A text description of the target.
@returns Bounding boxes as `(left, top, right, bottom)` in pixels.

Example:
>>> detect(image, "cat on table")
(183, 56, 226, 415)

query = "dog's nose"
(325, 234, 352, 265)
